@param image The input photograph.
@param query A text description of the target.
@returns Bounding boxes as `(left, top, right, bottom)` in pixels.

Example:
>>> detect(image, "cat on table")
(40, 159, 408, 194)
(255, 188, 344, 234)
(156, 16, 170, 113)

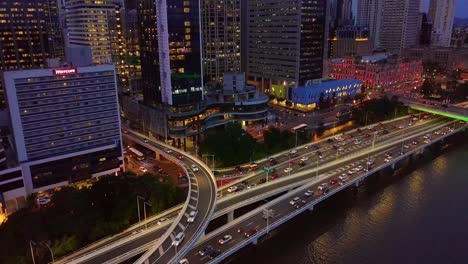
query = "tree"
(420, 80, 434, 96)
(316, 122, 325, 137)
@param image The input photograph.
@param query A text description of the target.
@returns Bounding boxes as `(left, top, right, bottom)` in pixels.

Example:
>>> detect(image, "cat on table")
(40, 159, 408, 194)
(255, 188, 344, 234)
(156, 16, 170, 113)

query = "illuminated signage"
(53, 68, 77, 75)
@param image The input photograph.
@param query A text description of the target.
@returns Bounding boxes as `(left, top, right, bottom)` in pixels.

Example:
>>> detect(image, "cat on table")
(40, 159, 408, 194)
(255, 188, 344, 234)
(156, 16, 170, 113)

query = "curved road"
(125, 133, 217, 264)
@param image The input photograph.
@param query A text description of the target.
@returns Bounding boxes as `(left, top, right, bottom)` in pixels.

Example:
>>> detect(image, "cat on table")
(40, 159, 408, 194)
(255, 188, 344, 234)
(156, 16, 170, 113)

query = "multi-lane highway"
(58, 114, 465, 264)
(58, 134, 217, 264)
(185, 120, 465, 263)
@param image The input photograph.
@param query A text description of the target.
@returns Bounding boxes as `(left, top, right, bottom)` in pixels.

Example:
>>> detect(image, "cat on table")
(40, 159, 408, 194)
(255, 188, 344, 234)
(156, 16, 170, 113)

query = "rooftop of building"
(296, 79, 363, 91)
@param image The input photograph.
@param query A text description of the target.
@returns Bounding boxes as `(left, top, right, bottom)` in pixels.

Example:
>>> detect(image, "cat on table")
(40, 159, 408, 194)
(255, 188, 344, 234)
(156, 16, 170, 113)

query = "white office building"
(65, 0, 114, 64)
(429, 0, 455, 47)
(1, 65, 123, 211)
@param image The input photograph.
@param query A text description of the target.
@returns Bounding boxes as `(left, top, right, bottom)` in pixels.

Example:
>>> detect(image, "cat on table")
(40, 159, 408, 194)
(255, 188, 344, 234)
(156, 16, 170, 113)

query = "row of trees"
(200, 123, 312, 167)
(352, 95, 407, 126)
(0, 173, 177, 264)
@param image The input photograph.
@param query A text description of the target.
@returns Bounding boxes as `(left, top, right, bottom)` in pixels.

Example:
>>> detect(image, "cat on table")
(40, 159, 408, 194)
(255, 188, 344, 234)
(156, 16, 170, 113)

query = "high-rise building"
(202, 0, 241, 86)
(108, 1, 130, 92)
(379, 0, 420, 54)
(137, 0, 203, 107)
(122, 8, 142, 94)
(330, 26, 373, 58)
(65, 0, 114, 64)
(336, 0, 353, 26)
(419, 13, 433, 46)
(246, 0, 326, 93)
(0, 0, 64, 108)
(429, 0, 455, 47)
(2, 65, 123, 197)
(357, 0, 383, 48)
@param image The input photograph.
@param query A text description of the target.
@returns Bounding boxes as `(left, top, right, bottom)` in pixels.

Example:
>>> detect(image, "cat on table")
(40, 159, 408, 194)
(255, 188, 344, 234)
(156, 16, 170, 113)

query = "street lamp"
(44, 242, 54, 263)
(30, 240, 36, 264)
(137, 195, 145, 222)
(295, 129, 305, 148)
(316, 158, 319, 177)
(143, 201, 152, 229)
(202, 154, 215, 174)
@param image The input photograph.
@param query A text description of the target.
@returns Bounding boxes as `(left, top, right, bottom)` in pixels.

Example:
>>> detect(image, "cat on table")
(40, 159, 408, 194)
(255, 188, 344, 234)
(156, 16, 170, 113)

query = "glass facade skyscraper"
(138, 0, 203, 107)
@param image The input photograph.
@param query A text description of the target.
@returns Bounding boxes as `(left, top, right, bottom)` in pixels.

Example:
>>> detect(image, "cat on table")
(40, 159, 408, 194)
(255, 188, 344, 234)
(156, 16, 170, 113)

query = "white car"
(179, 259, 189, 264)
(284, 167, 293, 173)
(187, 210, 198, 223)
(404, 144, 410, 149)
(289, 149, 297, 155)
(384, 157, 392, 163)
(319, 155, 324, 159)
(366, 160, 375, 165)
(144, 138, 149, 143)
(172, 232, 185, 246)
(317, 183, 328, 191)
(304, 190, 314, 197)
(139, 166, 148, 173)
(424, 139, 430, 144)
(191, 164, 199, 172)
(338, 174, 348, 182)
(354, 140, 361, 145)
(227, 186, 238, 193)
(289, 197, 300, 205)
(347, 170, 354, 175)
(157, 217, 168, 225)
(164, 148, 172, 153)
(218, 234, 233, 245)
(300, 156, 309, 162)
(356, 165, 364, 171)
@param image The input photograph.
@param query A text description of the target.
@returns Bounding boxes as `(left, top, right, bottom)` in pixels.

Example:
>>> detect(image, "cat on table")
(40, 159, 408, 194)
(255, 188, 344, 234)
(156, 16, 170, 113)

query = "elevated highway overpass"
(56, 114, 466, 264)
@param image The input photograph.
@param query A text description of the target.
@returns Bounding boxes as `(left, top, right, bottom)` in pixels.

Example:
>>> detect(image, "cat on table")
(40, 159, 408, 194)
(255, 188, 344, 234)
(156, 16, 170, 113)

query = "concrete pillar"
(155, 152, 161, 161)
(391, 163, 396, 170)
(308, 205, 314, 212)
(227, 211, 234, 222)
(252, 238, 258, 245)
(355, 180, 360, 188)
(183, 138, 187, 152)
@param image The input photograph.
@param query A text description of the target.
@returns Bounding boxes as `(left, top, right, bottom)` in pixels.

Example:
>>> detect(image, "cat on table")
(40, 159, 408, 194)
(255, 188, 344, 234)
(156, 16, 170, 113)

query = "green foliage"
(51, 235, 79, 257)
(0, 173, 177, 264)
(352, 95, 407, 126)
(200, 123, 312, 166)
(200, 122, 260, 166)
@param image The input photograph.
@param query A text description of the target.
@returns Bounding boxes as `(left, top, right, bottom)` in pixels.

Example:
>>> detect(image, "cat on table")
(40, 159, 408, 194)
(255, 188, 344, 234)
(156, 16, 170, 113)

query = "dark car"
(327, 138, 333, 143)
(207, 249, 221, 260)
(244, 228, 258, 238)
(298, 160, 306, 167)
(257, 178, 267, 184)
(199, 245, 215, 256)
(294, 200, 307, 209)
(269, 158, 278, 165)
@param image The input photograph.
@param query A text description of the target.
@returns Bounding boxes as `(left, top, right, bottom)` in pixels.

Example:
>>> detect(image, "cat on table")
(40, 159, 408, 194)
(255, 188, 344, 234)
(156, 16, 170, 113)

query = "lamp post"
(316, 158, 319, 177)
(29, 240, 36, 264)
(44, 242, 54, 263)
(143, 201, 152, 229)
(202, 154, 215, 174)
(137, 195, 145, 222)
(295, 129, 305, 148)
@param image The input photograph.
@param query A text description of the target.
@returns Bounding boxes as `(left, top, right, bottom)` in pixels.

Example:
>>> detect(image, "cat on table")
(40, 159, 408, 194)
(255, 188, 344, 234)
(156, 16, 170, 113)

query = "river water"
(228, 140, 468, 264)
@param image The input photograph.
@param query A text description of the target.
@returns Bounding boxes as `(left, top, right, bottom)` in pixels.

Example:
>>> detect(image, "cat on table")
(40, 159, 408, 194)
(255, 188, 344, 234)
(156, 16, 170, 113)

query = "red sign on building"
(53, 68, 77, 75)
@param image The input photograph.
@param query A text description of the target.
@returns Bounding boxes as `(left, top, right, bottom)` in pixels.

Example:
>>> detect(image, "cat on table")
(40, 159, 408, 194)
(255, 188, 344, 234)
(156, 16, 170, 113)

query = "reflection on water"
(231, 143, 468, 264)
